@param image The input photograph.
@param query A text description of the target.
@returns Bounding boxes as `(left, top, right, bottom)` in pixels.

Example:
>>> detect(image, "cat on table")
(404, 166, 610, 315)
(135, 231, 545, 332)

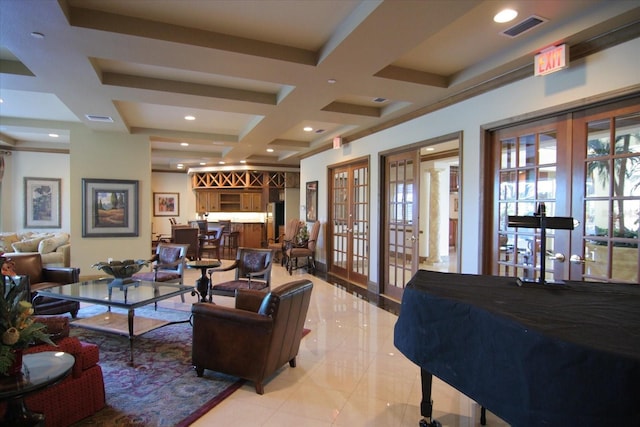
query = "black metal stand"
(508, 203, 575, 286)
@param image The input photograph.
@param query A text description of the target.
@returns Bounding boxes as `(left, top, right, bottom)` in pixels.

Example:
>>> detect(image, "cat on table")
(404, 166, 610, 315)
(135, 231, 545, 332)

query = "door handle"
(569, 254, 586, 264)
(410, 235, 417, 242)
(548, 253, 566, 262)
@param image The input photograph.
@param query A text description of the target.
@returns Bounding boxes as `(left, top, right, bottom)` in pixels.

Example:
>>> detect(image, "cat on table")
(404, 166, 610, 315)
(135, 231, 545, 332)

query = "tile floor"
(157, 261, 509, 427)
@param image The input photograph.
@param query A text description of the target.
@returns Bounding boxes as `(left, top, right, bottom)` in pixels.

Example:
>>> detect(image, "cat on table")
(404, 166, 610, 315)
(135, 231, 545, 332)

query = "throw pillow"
(0, 233, 19, 252)
(11, 236, 46, 252)
(38, 233, 70, 254)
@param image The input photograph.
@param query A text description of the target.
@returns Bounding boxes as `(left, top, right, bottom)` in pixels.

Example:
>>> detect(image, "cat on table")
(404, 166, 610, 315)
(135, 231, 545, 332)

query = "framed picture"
(305, 181, 318, 222)
(82, 179, 139, 237)
(153, 192, 180, 217)
(24, 177, 61, 228)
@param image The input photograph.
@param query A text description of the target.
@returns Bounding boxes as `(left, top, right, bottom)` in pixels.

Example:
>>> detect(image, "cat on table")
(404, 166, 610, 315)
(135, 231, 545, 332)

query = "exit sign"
(535, 44, 569, 76)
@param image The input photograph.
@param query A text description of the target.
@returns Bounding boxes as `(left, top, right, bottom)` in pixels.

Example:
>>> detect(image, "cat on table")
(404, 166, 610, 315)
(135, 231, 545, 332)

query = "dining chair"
(207, 247, 274, 299)
(285, 220, 321, 275)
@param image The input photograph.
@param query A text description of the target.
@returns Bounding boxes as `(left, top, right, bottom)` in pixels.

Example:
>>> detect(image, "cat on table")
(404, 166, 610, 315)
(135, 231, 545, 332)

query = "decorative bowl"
(92, 259, 149, 279)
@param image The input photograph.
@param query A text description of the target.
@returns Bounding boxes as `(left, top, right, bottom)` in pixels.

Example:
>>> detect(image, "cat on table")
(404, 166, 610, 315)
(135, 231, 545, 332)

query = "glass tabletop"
(0, 352, 74, 399)
(36, 279, 193, 309)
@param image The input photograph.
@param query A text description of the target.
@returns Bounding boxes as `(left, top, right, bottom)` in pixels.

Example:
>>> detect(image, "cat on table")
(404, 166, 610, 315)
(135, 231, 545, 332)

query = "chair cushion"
(213, 280, 269, 293)
(159, 246, 181, 264)
(243, 252, 267, 272)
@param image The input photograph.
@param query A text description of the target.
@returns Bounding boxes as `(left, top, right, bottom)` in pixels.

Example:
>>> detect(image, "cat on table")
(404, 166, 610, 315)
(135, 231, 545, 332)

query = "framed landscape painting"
(82, 178, 139, 237)
(24, 177, 61, 228)
(153, 192, 180, 217)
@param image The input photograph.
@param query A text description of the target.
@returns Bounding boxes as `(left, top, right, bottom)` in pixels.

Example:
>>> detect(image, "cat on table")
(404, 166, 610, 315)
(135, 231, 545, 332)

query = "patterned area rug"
(69, 305, 243, 427)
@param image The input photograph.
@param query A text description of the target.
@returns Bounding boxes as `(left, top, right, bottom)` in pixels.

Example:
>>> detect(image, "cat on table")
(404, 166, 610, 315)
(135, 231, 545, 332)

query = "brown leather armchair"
(8, 253, 80, 317)
(191, 279, 313, 394)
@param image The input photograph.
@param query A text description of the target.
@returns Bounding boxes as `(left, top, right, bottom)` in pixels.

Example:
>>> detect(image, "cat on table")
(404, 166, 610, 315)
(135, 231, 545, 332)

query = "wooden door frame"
(378, 131, 463, 297)
(480, 87, 640, 275)
(326, 156, 370, 286)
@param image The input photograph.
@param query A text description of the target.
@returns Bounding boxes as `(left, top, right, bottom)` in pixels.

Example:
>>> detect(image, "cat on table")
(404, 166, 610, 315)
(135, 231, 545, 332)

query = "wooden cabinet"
(241, 192, 263, 212)
(196, 191, 263, 213)
(196, 191, 219, 213)
(238, 223, 265, 248)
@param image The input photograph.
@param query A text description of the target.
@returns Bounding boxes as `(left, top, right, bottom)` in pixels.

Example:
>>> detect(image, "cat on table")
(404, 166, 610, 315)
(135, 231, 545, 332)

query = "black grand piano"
(394, 270, 640, 427)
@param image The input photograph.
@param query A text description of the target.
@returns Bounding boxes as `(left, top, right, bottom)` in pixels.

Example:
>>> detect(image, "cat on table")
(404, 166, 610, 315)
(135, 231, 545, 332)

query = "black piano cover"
(394, 270, 640, 427)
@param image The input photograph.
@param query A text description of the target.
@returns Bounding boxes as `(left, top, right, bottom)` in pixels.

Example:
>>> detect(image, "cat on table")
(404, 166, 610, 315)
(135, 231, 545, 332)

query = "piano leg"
(419, 368, 487, 427)
(419, 368, 442, 427)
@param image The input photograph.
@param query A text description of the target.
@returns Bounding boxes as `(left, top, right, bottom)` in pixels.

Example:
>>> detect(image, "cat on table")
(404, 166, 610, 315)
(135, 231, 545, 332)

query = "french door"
(490, 97, 639, 283)
(328, 160, 369, 285)
(383, 150, 420, 300)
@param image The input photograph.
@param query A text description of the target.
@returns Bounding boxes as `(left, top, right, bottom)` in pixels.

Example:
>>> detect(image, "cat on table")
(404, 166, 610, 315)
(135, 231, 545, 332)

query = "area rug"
(69, 305, 243, 427)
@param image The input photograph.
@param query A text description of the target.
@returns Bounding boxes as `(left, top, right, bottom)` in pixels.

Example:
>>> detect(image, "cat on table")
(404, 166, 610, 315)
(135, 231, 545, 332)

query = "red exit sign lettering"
(535, 44, 569, 76)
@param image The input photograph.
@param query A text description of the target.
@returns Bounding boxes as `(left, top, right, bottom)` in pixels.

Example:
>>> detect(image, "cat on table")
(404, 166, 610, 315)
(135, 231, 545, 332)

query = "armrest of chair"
(192, 303, 273, 335)
(235, 289, 267, 312)
(41, 266, 80, 285)
(208, 261, 239, 274)
(246, 267, 270, 282)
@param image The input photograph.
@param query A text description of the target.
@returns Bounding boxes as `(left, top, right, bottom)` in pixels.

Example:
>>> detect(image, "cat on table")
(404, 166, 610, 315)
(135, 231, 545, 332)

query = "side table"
(187, 260, 222, 302)
(0, 351, 75, 426)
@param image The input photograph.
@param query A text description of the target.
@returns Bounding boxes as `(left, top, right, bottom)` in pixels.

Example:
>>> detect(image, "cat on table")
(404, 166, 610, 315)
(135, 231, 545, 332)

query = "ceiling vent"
(501, 15, 547, 38)
(85, 114, 114, 123)
(373, 97, 387, 103)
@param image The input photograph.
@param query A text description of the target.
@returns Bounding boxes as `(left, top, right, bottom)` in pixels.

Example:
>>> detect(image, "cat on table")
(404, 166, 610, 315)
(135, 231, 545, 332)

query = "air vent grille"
(373, 97, 387, 103)
(501, 15, 547, 38)
(85, 114, 114, 123)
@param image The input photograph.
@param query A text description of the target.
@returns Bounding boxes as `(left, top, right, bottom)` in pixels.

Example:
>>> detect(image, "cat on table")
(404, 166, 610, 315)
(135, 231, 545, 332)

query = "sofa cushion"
(38, 233, 70, 254)
(0, 233, 19, 252)
(12, 236, 47, 252)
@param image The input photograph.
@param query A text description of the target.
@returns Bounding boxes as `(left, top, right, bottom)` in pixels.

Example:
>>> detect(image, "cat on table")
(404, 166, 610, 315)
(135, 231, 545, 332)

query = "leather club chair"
(191, 279, 313, 394)
(9, 252, 80, 318)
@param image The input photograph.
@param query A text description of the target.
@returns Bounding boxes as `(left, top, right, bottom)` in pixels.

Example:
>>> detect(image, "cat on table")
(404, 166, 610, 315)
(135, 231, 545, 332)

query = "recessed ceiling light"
(184, 115, 196, 121)
(30, 32, 45, 39)
(327, 78, 337, 84)
(199, 162, 206, 165)
(180, 142, 189, 146)
(426, 147, 435, 151)
(494, 9, 518, 23)
(266, 148, 274, 153)
(240, 160, 246, 164)
(48, 133, 59, 138)
(303, 127, 313, 132)
(177, 163, 184, 169)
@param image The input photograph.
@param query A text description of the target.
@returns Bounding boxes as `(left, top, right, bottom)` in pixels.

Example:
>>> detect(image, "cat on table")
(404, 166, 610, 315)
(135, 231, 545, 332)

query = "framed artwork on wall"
(153, 192, 180, 217)
(24, 177, 61, 228)
(305, 181, 318, 222)
(82, 178, 139, 237)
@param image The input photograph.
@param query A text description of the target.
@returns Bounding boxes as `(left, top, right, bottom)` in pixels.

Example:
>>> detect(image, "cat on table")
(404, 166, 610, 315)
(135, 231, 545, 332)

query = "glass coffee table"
(37, 279, 194, 364)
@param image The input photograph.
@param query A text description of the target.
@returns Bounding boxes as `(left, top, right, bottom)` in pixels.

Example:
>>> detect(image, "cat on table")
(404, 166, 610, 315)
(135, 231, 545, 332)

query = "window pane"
(614, 113, 640, 155)
(518, 169, 536, 199)
(537, 166, 556, 199)
(614, 157, 640, 197)
(586, 160, 610, 197)
(499, 171, 516, 200)
(501, 138, 516, 168)
(539, 131, 557, 164)
(519, 134, 536, 167)
(585, 200, 610, 237)
(587, 119, 611, 158)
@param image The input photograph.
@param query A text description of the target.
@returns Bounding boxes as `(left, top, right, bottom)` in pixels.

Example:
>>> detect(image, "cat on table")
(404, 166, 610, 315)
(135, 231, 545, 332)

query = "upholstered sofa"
(1, 232, 71, 267)
(0, 317, 106, 426)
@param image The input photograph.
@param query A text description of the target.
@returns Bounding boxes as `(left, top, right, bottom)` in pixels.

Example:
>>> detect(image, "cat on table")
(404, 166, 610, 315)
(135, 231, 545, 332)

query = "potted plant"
(0, 254, 55, 376)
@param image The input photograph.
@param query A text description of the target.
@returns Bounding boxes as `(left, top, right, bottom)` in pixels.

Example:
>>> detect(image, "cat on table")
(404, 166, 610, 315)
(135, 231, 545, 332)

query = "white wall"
(301, 38, 640, 281)
(1, 151, 71, 233)
(70, 127, 152, 276)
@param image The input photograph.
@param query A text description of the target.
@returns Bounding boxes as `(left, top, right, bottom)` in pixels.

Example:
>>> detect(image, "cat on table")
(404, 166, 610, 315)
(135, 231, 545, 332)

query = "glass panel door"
(573, 104, 640, 283)
(328, 160, 369, 285)
(384, 151, 419, 300)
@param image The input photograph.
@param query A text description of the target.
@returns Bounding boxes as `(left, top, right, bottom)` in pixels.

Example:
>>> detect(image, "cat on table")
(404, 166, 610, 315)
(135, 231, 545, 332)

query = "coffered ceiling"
(1, 0, 638, 171)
